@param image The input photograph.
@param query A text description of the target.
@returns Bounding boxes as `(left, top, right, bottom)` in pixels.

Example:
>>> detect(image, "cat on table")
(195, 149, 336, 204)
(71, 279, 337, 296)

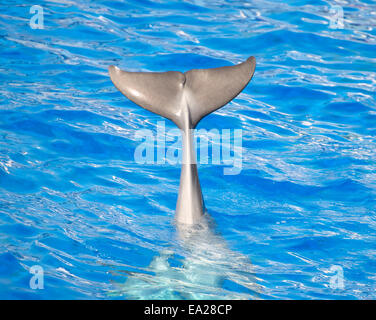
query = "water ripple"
(0, 0, 376, 299)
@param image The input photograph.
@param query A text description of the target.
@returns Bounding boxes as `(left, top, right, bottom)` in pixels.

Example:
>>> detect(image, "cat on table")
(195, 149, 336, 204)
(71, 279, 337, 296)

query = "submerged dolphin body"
(108, 57, 256, 224)
(108, 216, 260, 299)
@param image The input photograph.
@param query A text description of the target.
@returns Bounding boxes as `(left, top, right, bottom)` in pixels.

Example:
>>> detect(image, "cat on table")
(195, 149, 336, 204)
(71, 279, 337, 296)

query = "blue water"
(1, 0, 376, 300)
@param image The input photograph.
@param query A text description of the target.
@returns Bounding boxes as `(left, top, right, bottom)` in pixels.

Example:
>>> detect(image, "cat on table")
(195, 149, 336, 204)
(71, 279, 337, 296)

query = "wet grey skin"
(108, 56, 256, 225)
(114, 216, 260, 299)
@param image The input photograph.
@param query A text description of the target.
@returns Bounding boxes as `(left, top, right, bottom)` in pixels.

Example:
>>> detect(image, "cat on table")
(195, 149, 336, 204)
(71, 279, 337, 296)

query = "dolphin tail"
(108, 56, 256, 224)
(108, 56, 256, 129)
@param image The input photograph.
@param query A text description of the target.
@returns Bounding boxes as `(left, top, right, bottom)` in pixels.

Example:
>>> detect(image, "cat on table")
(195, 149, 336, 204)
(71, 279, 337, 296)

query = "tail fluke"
(108, 56, 256, 128)
(184, 56, 255, 127)
(108, 66, 185, 124)
(109, 56, 256, 224)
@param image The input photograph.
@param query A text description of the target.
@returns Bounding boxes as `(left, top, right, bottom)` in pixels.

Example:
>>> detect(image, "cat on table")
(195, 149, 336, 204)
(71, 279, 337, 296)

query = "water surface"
(0, 0, 376, 299)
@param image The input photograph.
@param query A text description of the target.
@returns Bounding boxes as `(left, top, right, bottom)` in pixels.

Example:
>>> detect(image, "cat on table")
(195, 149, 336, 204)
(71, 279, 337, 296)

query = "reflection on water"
(109, 215, 260, 299)
(1, 0, 376, 299)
